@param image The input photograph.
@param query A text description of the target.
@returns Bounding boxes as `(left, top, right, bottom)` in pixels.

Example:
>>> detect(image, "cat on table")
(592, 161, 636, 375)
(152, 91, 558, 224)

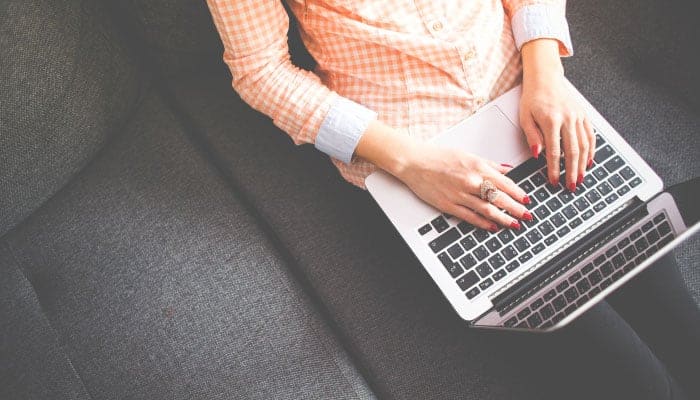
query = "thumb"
(521, 113, 544, 159)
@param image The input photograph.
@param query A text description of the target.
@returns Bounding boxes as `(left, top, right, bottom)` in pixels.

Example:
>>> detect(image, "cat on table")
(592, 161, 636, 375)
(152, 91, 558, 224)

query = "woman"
(207, 1, 699, 398)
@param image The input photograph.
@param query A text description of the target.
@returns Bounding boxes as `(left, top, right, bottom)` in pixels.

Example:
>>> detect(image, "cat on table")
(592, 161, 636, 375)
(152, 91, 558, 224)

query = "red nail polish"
(510, 221, 521, 230)
(522, 195, 531, 205)
(550, 178, 559, 187)
(531, 145, 540, 159)
(501, 163, 514, 168)
(489, 223, 499, 233)
(577, 174, 584, 185)
(568, 182, 576, 192)
(587, 159, 594, 169)
(522, 211, 533, 221)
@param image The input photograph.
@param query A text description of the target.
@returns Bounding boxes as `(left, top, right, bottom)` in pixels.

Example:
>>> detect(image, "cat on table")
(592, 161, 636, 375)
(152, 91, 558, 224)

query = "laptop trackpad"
(433, 106, 530, 166)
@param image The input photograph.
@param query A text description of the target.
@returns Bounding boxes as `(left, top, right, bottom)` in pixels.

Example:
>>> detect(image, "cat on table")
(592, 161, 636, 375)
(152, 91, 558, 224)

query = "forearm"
(521, 38, 564, 88)
(354, 120, 418, 178)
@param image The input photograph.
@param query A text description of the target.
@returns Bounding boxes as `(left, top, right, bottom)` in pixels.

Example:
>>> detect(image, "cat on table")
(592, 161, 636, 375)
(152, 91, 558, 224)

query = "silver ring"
(479, 179, 499, 203)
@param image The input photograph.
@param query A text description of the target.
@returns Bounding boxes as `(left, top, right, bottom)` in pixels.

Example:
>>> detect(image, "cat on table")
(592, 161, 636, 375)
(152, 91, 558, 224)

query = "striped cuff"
(315, 96, 377, 164)
(511, 3, 574, 56)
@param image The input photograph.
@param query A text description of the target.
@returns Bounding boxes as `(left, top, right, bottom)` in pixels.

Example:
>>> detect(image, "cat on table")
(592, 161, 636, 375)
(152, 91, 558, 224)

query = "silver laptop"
(366, 81, 699, 332)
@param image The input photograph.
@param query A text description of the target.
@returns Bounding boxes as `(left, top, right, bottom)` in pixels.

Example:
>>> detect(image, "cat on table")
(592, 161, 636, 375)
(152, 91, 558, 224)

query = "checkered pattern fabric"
(207, 0, 570, 188)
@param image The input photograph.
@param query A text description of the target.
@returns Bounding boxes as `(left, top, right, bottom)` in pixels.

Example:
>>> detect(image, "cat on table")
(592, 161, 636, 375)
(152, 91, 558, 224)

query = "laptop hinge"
(491, 197, 647, 315)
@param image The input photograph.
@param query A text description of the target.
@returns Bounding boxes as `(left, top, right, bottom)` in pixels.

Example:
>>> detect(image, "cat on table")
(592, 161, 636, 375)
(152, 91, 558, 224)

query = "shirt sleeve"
(502, 0, 573, 56)
(206, 0, 376, 164)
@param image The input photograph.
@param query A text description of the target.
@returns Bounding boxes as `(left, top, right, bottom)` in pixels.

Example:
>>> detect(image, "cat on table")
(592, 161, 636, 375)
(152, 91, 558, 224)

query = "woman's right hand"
(393, 143, 532, 232)
(355, 120, 532, 231)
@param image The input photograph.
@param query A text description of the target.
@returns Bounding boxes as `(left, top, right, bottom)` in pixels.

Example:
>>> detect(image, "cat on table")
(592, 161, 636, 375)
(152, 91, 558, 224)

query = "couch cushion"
(0, 0, 142, 236)
(1, 89, 375, 400)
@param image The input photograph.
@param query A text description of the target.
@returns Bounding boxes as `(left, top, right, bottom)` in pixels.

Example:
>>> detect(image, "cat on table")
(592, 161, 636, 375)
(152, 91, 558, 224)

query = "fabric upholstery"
(0, 0, 142, 236)
(2, 90, 375, 400)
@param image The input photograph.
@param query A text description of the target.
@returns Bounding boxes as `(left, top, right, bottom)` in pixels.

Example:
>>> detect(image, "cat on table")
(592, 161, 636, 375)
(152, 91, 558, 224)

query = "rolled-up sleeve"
(206, 0, 376, 164)
(502, 0, 573, 56)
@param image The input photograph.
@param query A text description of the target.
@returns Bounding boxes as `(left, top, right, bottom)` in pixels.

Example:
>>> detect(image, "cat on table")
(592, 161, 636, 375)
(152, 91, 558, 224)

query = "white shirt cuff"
(511, 3, 574, 56)
(315, 96, 377, 164)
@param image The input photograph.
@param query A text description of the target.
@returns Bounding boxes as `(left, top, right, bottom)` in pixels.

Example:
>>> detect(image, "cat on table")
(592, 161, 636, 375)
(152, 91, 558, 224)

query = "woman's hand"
(393, 144, 532, 231)
(520, 39, 595, 191)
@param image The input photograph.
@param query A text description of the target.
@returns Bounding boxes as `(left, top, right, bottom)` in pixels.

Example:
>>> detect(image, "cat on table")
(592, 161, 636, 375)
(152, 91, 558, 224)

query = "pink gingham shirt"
(207, 0, 572, 188)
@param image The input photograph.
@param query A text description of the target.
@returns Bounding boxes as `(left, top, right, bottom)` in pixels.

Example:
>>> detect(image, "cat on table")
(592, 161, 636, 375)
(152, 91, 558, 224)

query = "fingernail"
(587, 159, 594, 169)
(577, 174, 584, 185)
(522, 211, 533, 221)
(501, 163, 514, 168)
(550, 178, 559, 187)
(522, 195, 531, 205)
(568, 182, 576, 192)
(531, 145, 540, 159)
(510, 221, 521, 230)
(489, 223, 499, 233)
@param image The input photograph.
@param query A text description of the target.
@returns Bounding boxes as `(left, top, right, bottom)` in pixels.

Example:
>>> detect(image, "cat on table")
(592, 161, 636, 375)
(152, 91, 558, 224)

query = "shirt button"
(463, 49, 476, 61)
(475, 97, 486, 107)
(432, 21, 443, 32)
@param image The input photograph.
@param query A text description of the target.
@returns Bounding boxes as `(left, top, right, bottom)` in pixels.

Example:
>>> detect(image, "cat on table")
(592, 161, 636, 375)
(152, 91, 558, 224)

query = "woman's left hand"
(519, 39, 595, 192)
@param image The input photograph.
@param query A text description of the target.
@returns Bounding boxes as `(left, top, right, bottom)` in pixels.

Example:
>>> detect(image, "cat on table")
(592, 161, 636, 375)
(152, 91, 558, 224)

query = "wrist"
(521, 39, 564, 85)
(355, 120, 418, 178)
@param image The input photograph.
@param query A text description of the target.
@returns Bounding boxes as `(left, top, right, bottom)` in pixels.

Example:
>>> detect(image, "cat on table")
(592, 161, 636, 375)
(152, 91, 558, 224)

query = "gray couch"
(1, 1, 698, 399)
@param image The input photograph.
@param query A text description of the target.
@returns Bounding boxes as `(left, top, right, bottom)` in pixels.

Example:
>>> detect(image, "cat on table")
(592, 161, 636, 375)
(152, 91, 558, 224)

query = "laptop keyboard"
(417, 131, 643, 300)
(503, 211, 674, 329)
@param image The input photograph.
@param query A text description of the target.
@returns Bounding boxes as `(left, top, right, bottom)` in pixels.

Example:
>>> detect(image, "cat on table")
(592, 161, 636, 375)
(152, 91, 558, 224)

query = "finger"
(584, 118, 596, 169)
(521, 112, 544, 159)
(461, 194, 521, 229)
(485, 159, 514, 175)
(488, 183, 532, 222)
(561, 122, 579, 192)
(542, 118, 562, 187)
(484, 168, 530, 206)
(445, 201, 498, 232)
(576, 119, 589, 184)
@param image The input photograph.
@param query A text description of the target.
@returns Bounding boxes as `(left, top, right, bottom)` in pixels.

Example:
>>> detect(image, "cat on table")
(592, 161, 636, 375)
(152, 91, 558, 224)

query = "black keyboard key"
(595, 132, 605, 145)
(585, 190, 601, 204)
(489, 254, 506, 269)
(609, 173, 624, 188)
(457, 221, 474, 235)
(629, 177, 642, 188)
(641, 221, 654, 232)
(492, 269, 507, 281)
(520, 180, 535, 193)
(465, 287, 481, 299)
(504, 316, 518, 327)
(612, 254, 626, 269)
(564, 304, 577, 315)
(531, 298, 545, 310)
(531, 172, 547, 187)
(531, 243, 545, 255)
(604, 156, 624, 173)
(544, 234, 557, 246)
(623, 245, 637, 260)
(646, 229, 660, 244)
(505, 260, 520, 272)
(526, 230, 543, 244)
(527, 313, 543, 328)
(473, 245, 490, 261)
(605, 193, 619, 204)
(593, 255, 606, 266)
(460, 254, 477, 270)
(429, 227, 460, 253)
(551, 213, 566, 227)
(514, 237, 530, 251)
(556, 281, 569, 292)
(479, 278, 494, 290)
(518, 308, 531, 319)
(618, 238, 630, 248)
(593, 201, 606, 212)
(431, 216, 449, 233)
(600, 262, 614, 277)
(582, 263, 595, 274)
(600, 278, 613, 290)
(546, 198, 563, 212)
(576, 296, 589, 308)
(592, 167, 609, 180)
(473, 229, 490, 242)
(445, 262, 464, 278)
(574, 198, 590, 211)
(544, 289, 557, 301)
(562, 205, 577, 220)
(502, 245, 517, 260)
(574, 184, 586, 196)
(576, 278, 591, 293)
(476, 263, 493, 278)
(518, 252, 533, 264)
(653, 213, 666, 224)
(581, 209, 594, 220)
(658, 221, 671, 236)
(617, 185, 630, 196)
(605, 246, 618, 258)
(460, 236, 477, 251)
(457, 271, 479, 290)
(438, 252, 453, 268)
(589, 287, 601, 297)
(534, 188, 550, 203)
(612, 270, 624, 280)
(568, 218, 583, 229)
(634, 237, 649, 253)
(597, 182, 612, 195)
(485, 237, 502, 252)
(497, 230, 515, 244)
(595, 145, 614, 163)
(582, 174, 597, 189)
(558, 191, 574, 204)
(568, 272, 582, 284)
(540, 304, 555, 320)
(630, 229, 642, 241)
(556, 226, 571, 237)
(620, 166, 635, 180)
(564, 287, 579, 302)
(447, 244, 464, 259)
(418, 224, 432, 235)
(553, 295, 567, 311)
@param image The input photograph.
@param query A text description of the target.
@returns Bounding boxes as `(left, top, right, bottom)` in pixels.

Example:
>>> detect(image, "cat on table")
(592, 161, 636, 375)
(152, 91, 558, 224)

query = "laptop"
(365, 81, 699, 332)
